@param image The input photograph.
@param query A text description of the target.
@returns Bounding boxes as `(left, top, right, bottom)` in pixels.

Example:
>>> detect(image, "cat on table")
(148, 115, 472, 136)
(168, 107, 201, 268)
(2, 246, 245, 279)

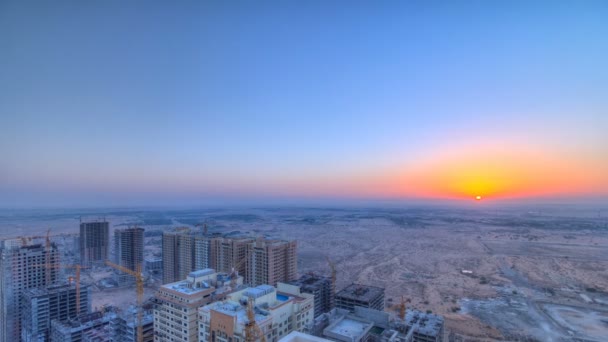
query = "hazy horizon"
(2, 1, 607, 207)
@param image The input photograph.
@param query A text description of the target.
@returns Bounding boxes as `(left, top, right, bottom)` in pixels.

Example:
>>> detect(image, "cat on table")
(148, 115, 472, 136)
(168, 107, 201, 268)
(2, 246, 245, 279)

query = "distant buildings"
(162, 230, 298, 287)
(335, 284, 385, 312)
(154, 268, 242, 342)
(197, 282, 315, 342)
(21, 283, 91, 341)
(288, 274, 334, 317)
(80, 221, 110, 267)
(0, 242, 60, 342)
(113, 227, 144, 285)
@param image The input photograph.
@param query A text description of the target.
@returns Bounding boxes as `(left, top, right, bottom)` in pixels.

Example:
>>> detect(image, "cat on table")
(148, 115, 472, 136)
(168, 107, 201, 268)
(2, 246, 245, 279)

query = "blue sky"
(1, 1, 607, 207)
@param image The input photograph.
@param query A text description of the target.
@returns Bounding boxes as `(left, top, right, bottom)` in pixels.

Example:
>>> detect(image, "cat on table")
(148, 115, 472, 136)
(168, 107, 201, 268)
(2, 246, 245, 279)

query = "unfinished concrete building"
(246, 239, 298, 287)
(162, 229, 214, 284)
(0, 241, 60, 342)
(113, 227, 144, 285)
(109, 307, 154, 342)
(307, 307, 444, 342)
(335, 284, 385, 313)
(289, 274, 334, 318)
(154, 269, 242, 342)
(197, 283, 314, 342)
(80, 221, 110, 267)
(21, 283, 91, 341)
(50, 311, 116, 342)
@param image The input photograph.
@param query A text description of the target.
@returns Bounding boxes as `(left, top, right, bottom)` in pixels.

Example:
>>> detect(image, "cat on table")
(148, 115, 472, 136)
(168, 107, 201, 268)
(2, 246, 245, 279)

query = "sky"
(1, 1, 607, 207)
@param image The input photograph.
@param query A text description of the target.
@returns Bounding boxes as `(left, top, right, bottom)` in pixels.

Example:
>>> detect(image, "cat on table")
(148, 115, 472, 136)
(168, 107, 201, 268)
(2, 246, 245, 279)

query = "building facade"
(80, 221, 110, 267)
(113, 227, 144, 285)
(162, 230, 215, 284)
(335, 284, 385, 313)
(154, 269, 241, 342)
(0, 242, 60, 342)
(288, 274, 334, 317)
(21, 283, 91, 342)
(162, 231, 297, 288)
(50, 311, 115, 342)
(246, 239, 298, 287)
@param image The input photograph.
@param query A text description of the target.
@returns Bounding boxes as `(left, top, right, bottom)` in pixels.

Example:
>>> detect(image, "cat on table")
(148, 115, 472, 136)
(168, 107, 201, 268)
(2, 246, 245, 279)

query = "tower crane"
(399, 296, 406, 320)
(230, 248, 252, 290)
(245, 296, 266, 342)
(105, 260, 145, 342)
(195, 223, 208, 235)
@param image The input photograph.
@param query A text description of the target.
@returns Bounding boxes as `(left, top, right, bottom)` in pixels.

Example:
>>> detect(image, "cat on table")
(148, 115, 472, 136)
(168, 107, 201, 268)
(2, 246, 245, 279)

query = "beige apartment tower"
(247, 239, 298, 286)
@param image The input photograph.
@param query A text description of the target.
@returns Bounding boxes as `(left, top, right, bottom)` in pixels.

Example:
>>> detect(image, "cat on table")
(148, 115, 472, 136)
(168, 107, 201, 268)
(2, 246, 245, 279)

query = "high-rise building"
(162, 230, 245, 284)
(162, 231, 297, 287)
(197, 283, 315, 342)
(113, 227, 144, 285)
(154, 269, 241, 342)
(21, 283, 92, 341)
(0, 242, 60, 342)
(288, 274, 334, 317)
(335, 284, 385, 313)
(210, 237, 252, 275)
(80, 221, 110, 266)
(162, 230, 215, 284)
(246, 239, 298, 287)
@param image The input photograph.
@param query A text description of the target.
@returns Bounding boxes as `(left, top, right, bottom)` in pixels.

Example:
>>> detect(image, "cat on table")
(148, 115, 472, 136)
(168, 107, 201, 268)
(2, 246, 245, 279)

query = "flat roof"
(336, 284, 384, 302)
(279, 331, 333, 342)
(206, 300, 269, 325)
(327, 317, 372, 340)
(162, 280, 212, 295)
(404, 310, 444, 337)
(189, 268, 215, 277)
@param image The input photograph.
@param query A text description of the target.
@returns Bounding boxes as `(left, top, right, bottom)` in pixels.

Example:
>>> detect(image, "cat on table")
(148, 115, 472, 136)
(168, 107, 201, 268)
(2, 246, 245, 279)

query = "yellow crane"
(245, 296, 266, 342)
(105, 260, 144, 342)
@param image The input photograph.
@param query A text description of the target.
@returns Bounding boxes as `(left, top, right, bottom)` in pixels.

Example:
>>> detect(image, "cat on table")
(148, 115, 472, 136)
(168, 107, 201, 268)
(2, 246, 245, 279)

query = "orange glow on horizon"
(332, 141, 608, 201)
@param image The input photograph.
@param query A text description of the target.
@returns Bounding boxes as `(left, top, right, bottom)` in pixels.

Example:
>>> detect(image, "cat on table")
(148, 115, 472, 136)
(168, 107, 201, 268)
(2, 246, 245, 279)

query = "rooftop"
(336, 284, 384, 302)
(279, 331, 333, 342)
(162, 279, 213, 295)
(404, 309, 444, 337)
(325, 317, 373, 341)
(189, 268, 215, 278)
(205, 300, 269, 325)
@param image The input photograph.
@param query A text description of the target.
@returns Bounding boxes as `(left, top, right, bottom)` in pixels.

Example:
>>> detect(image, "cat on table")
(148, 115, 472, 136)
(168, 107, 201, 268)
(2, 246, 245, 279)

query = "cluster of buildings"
(0, 221, 445, 342)
(161, 229, 298, 287)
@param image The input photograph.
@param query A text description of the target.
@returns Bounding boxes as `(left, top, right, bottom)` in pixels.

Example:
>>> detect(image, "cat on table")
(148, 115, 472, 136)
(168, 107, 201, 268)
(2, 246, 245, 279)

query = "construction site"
(1, 205, 607, 341)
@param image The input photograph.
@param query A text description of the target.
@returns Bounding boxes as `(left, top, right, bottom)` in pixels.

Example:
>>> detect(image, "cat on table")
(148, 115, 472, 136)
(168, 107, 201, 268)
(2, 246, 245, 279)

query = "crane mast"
(105, 260, 144, 342)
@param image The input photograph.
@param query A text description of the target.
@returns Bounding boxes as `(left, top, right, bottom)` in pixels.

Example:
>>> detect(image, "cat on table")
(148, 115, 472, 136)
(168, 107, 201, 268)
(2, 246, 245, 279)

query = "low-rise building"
(307, 307, 444, 342)
(198, 282, 314, 342)
(288, 274, 334, 318)
(335, 285, 384, 313)
(50, 311, 116, 342)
